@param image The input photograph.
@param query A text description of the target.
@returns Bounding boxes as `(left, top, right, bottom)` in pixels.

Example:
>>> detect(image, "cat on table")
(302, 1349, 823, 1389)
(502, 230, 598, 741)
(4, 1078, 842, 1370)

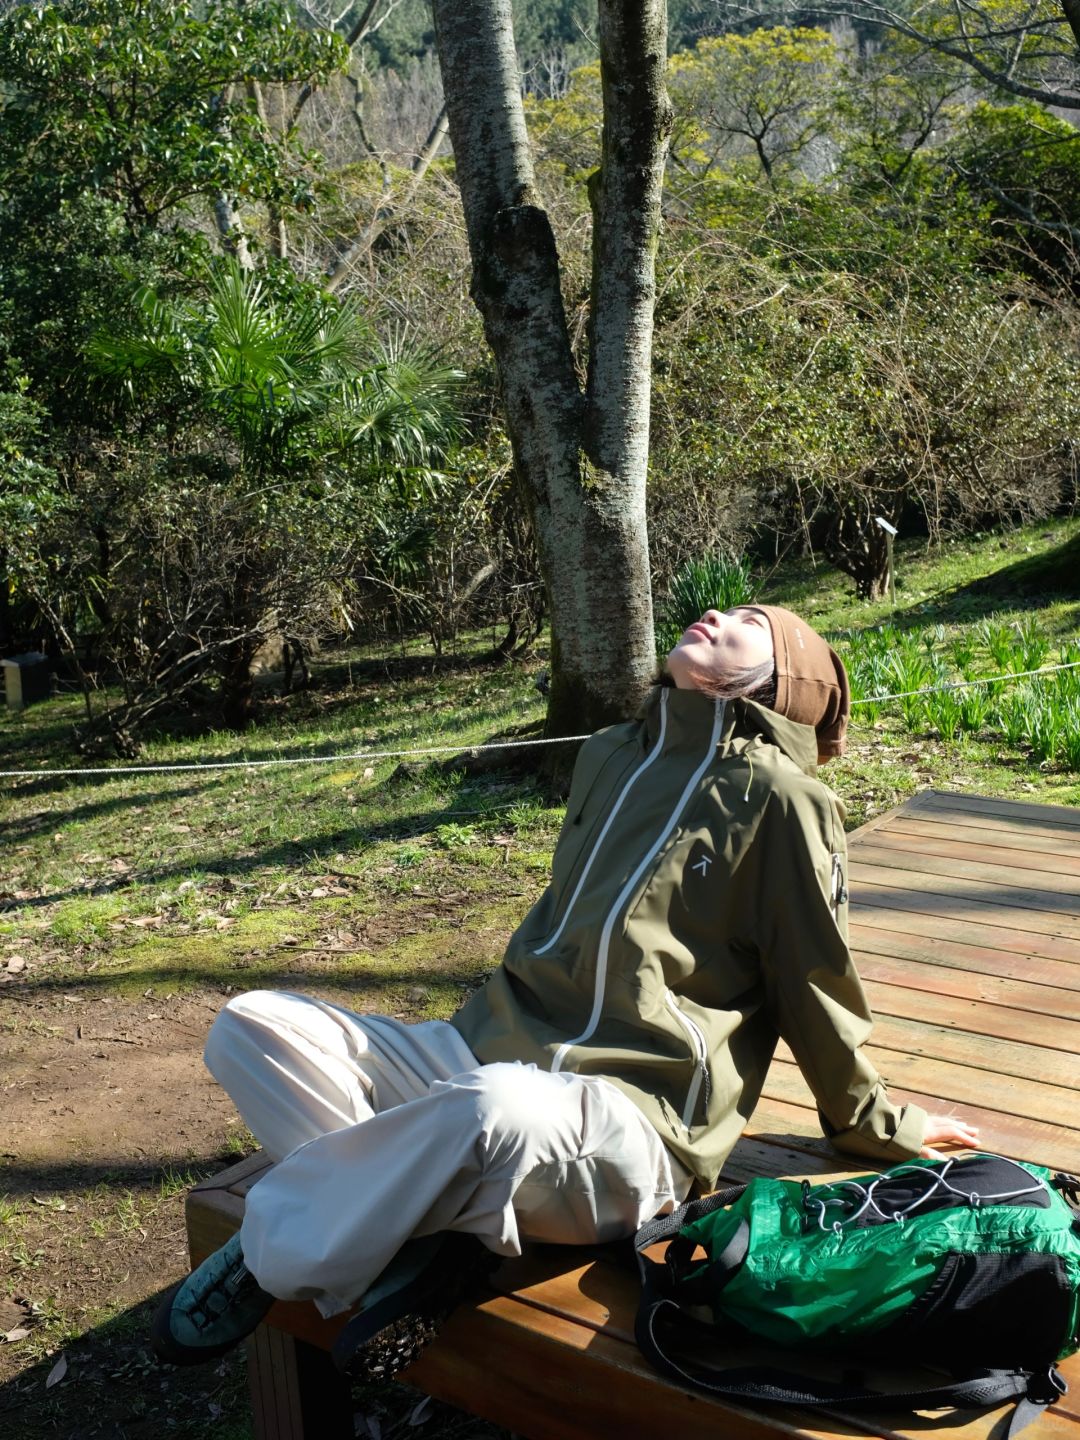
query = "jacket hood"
(645, 686, 819, 776)
(753, 605, 850, 762)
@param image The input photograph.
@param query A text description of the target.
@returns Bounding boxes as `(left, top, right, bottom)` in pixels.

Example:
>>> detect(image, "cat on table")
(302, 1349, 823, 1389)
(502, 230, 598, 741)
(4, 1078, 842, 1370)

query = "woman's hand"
(920, 1113, 980, 1158)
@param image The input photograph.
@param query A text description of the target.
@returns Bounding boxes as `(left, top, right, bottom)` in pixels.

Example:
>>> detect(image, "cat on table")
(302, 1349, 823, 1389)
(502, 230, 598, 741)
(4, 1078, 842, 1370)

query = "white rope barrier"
(0, 732, 591, 781)
(852, 658, 1080, 706)
(0, 659, 1076, 783)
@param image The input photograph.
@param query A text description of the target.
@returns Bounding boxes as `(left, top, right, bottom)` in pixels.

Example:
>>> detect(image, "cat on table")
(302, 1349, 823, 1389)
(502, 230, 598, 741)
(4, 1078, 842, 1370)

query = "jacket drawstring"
(743, 749, 755, 803)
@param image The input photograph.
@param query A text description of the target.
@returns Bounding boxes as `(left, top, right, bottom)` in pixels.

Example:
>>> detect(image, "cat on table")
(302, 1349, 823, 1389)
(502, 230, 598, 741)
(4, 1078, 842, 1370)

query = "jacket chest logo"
(687, 841, 715, 883)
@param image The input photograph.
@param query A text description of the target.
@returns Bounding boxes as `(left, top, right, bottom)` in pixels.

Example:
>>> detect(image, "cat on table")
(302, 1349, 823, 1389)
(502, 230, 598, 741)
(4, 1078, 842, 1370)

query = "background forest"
(1, 0, 1078, 753)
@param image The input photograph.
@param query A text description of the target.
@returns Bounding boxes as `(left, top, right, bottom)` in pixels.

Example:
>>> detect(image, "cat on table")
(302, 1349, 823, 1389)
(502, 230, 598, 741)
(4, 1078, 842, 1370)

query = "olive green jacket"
(452, 685, 926, 1189)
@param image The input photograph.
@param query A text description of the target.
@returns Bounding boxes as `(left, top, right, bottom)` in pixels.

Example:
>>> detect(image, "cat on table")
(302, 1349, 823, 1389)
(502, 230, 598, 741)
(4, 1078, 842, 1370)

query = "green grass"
(1, 517, 1078, 996)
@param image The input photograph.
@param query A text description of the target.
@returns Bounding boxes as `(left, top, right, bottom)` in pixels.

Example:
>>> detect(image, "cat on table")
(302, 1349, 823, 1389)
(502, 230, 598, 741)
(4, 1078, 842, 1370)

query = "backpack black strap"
(635, 1184, 750, 1307)
(634, 1295, 1066, 1437)
(634, 1182, 749, 1253)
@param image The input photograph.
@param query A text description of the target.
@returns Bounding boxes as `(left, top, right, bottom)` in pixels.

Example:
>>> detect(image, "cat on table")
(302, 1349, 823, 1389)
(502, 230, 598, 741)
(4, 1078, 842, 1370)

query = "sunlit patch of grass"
(49, 893, 131, 945)
(218, 1126, 259, 1161)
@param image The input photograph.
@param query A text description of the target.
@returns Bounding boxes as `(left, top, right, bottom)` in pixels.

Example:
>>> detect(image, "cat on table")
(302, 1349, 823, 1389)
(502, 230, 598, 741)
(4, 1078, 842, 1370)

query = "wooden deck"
(188, 788, 1080, 1440)
(738, 786, 1080, 1180)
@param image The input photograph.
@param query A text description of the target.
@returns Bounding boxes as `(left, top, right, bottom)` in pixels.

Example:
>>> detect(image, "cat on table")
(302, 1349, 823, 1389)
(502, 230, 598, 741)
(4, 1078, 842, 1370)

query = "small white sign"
(874, 516, 898, 536)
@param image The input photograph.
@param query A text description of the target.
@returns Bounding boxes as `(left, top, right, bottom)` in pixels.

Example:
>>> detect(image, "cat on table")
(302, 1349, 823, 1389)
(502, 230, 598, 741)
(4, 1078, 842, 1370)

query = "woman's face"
(666, 607, 775, 692)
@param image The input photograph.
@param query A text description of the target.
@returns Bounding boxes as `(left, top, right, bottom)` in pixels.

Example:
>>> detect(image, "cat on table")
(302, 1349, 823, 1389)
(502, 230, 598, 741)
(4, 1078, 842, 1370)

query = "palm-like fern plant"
(80, 261, 464, 734)
(86, 260, 463, 488)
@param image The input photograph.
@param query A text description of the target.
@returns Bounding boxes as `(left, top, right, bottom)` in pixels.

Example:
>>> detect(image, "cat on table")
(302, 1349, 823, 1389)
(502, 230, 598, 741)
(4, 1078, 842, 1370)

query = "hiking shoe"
(151, 1232, 275, 1365)
(331, 1231, 494, 1382)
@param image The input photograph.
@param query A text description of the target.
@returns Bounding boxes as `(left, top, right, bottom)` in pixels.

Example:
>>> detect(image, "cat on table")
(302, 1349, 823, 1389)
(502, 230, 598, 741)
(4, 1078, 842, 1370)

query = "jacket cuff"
(819, 1097, 928, 1163)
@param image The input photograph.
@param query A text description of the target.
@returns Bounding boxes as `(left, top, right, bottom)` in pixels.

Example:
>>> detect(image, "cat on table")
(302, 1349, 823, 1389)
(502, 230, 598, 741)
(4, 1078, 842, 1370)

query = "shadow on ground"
(0, 1290, 252, 1440)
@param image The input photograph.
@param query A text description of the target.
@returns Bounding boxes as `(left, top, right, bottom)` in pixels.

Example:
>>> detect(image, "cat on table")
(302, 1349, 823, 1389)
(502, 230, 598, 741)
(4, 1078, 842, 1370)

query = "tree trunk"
(220, 640, 258, 728)
(431, 0, 671, 737)
(828, 512, 891, 601)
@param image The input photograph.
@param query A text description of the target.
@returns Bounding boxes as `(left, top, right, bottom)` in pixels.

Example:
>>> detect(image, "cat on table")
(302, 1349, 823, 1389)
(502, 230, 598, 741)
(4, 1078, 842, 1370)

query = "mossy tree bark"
(431, 0, 672, 738)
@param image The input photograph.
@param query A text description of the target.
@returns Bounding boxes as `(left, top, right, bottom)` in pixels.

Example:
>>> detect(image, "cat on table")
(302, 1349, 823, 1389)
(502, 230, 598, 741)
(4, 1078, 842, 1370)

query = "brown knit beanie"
(754, 605, 850, 763)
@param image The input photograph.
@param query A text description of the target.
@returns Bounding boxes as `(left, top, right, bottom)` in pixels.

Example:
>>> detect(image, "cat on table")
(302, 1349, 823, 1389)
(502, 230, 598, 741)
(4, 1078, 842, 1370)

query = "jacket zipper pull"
(830, 852, 848, 915)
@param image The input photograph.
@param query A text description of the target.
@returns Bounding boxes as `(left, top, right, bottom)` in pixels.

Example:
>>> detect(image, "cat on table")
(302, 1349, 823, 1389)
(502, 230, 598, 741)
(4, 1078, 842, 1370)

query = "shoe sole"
(150, 1279, 273, 1367)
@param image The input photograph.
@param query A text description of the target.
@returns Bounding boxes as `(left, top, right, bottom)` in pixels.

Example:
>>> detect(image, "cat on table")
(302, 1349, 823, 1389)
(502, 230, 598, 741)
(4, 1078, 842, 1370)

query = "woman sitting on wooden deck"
(152, 606, 977, 1378)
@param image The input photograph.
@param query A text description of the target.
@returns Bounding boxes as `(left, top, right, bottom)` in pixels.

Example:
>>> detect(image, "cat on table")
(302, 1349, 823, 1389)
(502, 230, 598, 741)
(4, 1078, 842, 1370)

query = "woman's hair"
(659, 658, 778, 708)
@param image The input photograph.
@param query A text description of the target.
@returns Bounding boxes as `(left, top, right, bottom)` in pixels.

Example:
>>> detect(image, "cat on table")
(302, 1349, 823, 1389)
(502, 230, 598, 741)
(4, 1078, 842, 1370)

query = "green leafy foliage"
(834, 617, 1080, 769)
(0, 0, 345, 227)
(86, 260, 462, 484)
(656, 553, 755, 654)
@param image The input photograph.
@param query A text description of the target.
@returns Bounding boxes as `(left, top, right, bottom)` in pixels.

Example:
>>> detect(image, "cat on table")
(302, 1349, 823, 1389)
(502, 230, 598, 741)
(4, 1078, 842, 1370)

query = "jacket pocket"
(665, 990, 711, 1131)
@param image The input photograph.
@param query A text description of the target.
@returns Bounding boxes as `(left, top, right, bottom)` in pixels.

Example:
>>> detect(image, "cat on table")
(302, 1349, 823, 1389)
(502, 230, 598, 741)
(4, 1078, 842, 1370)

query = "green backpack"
(635, 1154, 1080, 1435)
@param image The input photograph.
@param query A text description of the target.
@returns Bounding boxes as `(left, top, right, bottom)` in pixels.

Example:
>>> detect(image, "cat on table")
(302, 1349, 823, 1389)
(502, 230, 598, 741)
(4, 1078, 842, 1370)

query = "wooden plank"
(906, 790, 1080, 831)
(765, 1056, 1080, 1167)
(187, 1182, 246, 1266)
(851, 850, 1080, 921)
(409, 1296, 851, 1440)
(861, 979, 1080, 1055)
(856, 953, 1080, 1020)
(406, 1288, 1080, 1440)
(483, 1245, 1080, 1427)
(867, 1013, 1078, 1091)
(719, 1135, 866, 1186)
(881, 817, 1080, 869)
(904, 799, 1080, 846)
(849, 871, 1080, 941)
(245, 1327, 354, 1440)
(851, 926, 1080, 993)
(188, 1170, 1080, 1437)
(851, 895, 1080, 964)
(864, 826, 1080, 882)
(744, 1091, 1080, 1178)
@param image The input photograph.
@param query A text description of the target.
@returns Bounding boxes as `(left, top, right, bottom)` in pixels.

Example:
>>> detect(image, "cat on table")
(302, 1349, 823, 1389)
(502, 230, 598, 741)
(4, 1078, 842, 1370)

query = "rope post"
(875, 516, 898, 606)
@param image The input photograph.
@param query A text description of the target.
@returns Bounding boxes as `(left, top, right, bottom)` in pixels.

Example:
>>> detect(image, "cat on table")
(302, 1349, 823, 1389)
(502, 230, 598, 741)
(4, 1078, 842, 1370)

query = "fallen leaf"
(127, 915, 162, 929)
(408, 1397, 434, 1426)
(310, 887, 329, 899)
(45, 1352, 68, 1388)
(3, 1328, 30, 1343)
(5, 957, 25, 974)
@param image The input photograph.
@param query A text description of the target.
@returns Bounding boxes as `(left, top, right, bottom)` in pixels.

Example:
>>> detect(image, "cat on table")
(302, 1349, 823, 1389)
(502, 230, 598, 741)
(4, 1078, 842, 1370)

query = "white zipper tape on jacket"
(535, 690, 671, 957)
(551, 699, 726, 1075)
(665, 990, 708, 1130)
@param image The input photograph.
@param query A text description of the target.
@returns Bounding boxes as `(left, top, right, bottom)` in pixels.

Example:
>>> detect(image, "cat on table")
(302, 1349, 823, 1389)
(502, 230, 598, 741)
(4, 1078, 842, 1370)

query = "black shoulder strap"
(635, 1183, 750, 1306)
(634, 1182, 749, 1254)
(635, 1296, 1065, 1436)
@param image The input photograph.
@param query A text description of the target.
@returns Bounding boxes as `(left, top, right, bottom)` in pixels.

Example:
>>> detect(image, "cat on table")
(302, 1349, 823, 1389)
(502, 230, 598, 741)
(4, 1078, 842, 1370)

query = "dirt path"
(3, 993, 238, 1175)
(0, 985, 505, 1440)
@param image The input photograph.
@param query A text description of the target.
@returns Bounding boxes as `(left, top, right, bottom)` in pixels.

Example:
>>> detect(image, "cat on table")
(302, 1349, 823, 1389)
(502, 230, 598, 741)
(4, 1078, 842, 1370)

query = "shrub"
(656, 553, 755, 654)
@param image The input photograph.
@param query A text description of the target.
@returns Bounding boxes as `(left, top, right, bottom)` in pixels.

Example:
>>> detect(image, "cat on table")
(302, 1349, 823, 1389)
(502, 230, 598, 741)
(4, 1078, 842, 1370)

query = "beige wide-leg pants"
(205, 990, 689, 1316)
